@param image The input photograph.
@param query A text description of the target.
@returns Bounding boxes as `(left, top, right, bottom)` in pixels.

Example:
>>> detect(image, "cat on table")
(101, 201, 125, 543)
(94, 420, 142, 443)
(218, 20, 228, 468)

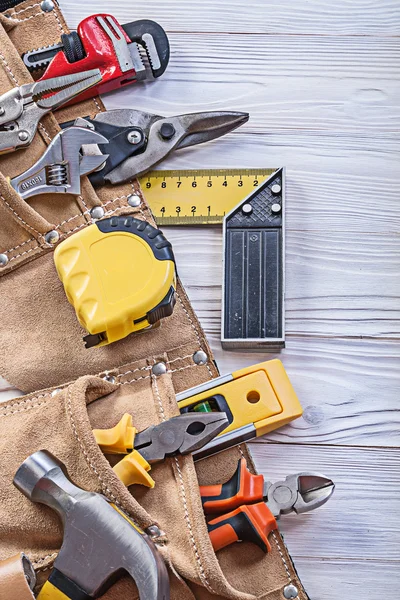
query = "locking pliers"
(0, 69, 102, 154)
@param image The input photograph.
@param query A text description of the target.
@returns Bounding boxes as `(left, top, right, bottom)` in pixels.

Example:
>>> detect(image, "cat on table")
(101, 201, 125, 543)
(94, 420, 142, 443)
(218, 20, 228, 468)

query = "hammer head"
(13, 450, 169, 600)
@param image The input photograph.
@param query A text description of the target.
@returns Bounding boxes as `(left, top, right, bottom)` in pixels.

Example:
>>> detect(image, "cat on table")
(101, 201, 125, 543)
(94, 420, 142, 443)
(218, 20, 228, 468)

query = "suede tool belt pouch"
(0, 1, 214, 394)
(0, 3, 308, 599)
(0, 360, 308, 600)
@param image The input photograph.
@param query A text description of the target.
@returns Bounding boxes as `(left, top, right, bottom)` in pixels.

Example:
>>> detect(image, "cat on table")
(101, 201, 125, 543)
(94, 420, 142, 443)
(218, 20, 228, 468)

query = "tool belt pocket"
(0, 353, 306, 600)
(0, 4, 141, 392)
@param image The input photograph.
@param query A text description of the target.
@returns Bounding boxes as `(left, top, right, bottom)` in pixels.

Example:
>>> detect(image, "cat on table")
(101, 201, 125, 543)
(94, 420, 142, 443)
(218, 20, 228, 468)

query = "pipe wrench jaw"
(122, 19, 170, 79)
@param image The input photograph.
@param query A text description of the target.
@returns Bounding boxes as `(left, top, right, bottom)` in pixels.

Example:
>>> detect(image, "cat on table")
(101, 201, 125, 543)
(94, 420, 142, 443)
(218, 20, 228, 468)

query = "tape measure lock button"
(54, 216, 177, 348)
(145, 285, 176, 325)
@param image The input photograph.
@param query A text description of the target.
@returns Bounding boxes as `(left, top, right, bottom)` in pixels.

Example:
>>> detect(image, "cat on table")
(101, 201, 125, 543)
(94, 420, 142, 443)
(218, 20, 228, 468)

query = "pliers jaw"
(134, 412, 229, 464)
(0, 69, 102, 154)
(265, 473, 335, 518)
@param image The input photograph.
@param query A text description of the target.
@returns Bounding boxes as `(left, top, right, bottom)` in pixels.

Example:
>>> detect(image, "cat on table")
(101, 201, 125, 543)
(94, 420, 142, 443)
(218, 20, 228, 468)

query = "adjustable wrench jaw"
(9, 127, 108, 199)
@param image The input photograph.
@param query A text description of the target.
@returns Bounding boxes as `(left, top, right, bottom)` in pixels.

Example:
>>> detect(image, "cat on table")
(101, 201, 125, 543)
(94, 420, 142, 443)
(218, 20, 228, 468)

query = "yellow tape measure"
(138, 168, 277, 225)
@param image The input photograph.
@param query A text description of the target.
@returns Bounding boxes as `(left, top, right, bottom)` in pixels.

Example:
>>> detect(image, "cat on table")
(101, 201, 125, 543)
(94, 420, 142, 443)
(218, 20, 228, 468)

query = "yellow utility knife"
(177, 359, 302, 459)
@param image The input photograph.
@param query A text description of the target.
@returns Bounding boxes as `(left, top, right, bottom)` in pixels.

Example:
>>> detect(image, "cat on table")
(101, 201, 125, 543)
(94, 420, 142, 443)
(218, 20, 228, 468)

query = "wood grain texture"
(149, 132, 400, 178)
(100, 34, 400, 134)
(249, 443, 400, 597)
(291, 559, 397, 600)
(1, 1, 399, 597)
(248, 443, 400, 560)
(170, 228, 400, 339)
(212, 336, 400, 447)
(61, 1, 400, 35)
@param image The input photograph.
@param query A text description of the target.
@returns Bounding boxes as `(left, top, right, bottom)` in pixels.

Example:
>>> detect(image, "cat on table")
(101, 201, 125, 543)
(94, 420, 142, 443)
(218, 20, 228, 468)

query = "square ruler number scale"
(139, 168, 285, 349)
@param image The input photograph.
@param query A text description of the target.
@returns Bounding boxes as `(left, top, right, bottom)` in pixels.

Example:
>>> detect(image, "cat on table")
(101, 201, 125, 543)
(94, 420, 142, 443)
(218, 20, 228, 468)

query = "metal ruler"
(138, 168, 277, 225)
(222, 168, 285, 349)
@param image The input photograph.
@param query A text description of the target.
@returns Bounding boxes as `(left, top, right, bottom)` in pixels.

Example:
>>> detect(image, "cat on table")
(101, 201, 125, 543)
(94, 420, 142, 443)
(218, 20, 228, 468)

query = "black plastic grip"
(201, 460, 241, 508)
(96, 216, 175, 263)
(207, 509, 269, 553)
(0, 0, 26, 10)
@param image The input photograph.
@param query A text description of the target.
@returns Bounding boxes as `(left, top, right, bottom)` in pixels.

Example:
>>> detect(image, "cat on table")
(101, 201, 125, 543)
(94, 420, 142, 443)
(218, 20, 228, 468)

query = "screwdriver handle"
(207, 502, 277, 553)
(200, 458, 265, 514)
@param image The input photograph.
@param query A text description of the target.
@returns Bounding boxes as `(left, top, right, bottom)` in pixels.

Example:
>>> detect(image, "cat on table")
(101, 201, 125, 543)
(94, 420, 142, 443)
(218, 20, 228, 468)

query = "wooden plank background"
(1, 1, 399, 597)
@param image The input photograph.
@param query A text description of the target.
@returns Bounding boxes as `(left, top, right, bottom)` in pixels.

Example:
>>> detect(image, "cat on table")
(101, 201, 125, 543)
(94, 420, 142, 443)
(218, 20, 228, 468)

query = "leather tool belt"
(0, 2, 309, 599)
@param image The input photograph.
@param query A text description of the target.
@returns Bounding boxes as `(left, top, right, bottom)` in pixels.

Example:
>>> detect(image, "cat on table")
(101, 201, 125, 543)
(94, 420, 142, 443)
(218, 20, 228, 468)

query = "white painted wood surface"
(1, 1, 399, 598)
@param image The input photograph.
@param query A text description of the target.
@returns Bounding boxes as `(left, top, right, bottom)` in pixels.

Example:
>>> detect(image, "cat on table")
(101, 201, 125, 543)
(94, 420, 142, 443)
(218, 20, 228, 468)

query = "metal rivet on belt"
(271, 203, 282, 214)
(146, 525, 165, 538)
(127, 194, 141, 208)
(51, 388, 62, 397)
(193, 350, 208, 365)
(103, 375, 116, 383)
(152, 362, 167, 376)
(0, 253, 8, 267)
(45, 230, 60, 245)
(283, 584, 299, 599)
(40, 0, 54, 12)
(90, 206, 105, 220)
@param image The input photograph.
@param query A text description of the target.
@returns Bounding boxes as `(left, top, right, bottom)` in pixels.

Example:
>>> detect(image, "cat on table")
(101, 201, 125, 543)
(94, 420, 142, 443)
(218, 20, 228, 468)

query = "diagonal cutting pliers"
(200, 458, 335, 552)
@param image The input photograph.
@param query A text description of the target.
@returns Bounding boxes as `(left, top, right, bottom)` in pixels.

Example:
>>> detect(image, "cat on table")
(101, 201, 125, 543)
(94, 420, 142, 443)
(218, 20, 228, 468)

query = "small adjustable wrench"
(10, 127, 109, 200)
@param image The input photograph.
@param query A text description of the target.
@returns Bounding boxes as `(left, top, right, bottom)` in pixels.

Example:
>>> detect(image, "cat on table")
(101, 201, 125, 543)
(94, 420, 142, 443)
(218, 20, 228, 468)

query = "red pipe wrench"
(24, 14, 170, 104)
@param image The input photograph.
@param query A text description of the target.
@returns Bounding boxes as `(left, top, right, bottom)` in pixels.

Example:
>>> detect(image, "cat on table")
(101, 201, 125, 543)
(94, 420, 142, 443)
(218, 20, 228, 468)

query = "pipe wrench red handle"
(36, 14, 170, 104)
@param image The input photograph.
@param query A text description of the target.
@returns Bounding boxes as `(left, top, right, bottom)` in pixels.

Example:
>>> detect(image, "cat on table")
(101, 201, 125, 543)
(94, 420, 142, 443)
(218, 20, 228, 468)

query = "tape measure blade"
(139, 169, 278, 226)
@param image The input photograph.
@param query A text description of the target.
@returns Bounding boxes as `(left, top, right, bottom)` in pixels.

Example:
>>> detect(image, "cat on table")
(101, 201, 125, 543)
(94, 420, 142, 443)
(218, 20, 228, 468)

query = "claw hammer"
(13, 450, 170, 600)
